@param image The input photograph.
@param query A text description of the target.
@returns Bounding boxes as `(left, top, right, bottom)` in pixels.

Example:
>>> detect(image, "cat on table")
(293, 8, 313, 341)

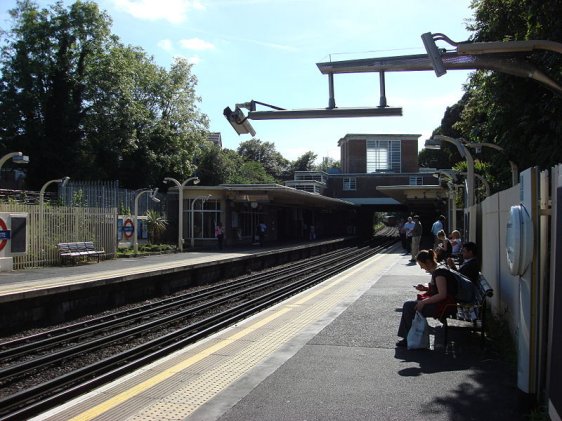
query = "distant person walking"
(257, 221, 267, 246)
(215, 222, 224, 250)
(410, 215, 422, 262)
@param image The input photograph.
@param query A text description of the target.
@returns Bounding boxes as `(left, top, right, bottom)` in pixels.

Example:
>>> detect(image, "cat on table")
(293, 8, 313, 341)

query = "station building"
(169, 133, 448, 247)
(286, 133, 448, 237)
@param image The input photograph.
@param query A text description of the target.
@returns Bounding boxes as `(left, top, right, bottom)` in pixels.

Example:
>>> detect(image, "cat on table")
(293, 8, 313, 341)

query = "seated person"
(396, 249, 458, 348)
(447, 241, 480, 284)
(434, 230, 452, 262)
(449, 230, 463, 255)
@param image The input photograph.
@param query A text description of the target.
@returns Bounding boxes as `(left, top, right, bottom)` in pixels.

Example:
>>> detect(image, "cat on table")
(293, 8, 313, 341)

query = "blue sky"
(0, 0, 474, 162)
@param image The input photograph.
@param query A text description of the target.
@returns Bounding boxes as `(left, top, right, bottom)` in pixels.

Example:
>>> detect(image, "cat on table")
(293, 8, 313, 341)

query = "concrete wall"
(480, 185, 520, 335)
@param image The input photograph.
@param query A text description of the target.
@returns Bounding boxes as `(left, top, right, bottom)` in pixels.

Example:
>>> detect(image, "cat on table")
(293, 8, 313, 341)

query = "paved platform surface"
(0, 242, 308, 300)
(6, 244, 522, 421)
(190, 251, 522, 421)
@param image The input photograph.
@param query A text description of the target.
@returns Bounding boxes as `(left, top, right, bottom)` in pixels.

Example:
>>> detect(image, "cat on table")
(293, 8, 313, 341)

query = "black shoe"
(409, 259, 416, 263)
(396, 339, 407, 347)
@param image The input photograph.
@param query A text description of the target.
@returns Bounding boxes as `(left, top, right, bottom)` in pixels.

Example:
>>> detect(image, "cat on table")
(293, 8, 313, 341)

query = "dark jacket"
(459, 258, 480, 284)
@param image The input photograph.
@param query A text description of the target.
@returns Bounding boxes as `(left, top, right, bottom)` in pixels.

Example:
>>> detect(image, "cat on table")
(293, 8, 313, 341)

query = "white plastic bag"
(407, 311, 429, 350)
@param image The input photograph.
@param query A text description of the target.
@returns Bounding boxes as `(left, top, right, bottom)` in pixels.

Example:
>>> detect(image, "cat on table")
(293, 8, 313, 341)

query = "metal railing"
(0, 203, 117, 269)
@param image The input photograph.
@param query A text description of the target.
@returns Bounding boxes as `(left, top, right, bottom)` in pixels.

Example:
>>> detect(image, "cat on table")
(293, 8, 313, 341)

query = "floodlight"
(424, 138, 442, 150)
(193, 178, 200, 185)
(223, 106, 256, 136)
(12, 155, 29, 164)
(150, 187, 160, 203)
(421, 32, 447, 77)
(61, 176, 70, 187)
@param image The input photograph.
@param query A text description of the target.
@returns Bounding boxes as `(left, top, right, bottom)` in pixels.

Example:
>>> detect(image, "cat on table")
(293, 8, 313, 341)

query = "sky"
(0, 0, 475, 163)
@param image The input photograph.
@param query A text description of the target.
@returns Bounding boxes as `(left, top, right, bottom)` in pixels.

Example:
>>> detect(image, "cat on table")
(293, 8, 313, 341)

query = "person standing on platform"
(403, 216, 415, 253)
(431, 215, 446, 248)
(215, 222, 224, 250)
(410, 215, 422, 262)
(257, 221, 267, 246)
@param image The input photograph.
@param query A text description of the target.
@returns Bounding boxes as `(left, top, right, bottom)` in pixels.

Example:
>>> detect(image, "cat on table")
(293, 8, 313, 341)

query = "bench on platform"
(57, 241, 105, 265)
(437, 273, 494, 348)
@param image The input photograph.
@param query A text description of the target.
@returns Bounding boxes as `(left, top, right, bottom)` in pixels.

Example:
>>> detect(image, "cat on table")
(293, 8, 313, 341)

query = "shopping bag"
(407, 311, 429, 350)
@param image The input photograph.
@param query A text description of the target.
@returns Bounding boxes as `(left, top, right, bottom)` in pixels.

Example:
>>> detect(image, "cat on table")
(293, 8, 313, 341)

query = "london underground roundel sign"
(0, 217, 8, 252)
(123, 218, 134, 239)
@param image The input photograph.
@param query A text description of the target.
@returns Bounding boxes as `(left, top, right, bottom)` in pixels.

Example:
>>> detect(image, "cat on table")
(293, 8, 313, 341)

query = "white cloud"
(112, 0, 204, 24)
(179, 37, 215, 51)
(187, 55, 202, 65)
(157, 39, 174, 52)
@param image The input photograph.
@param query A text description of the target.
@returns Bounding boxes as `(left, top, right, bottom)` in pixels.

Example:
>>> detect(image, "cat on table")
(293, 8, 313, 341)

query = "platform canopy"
(376, 185, 448, 207)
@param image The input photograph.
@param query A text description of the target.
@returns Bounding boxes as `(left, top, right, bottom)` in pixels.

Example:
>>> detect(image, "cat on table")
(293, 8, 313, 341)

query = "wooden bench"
(437, 273, 494, 348)
(57, 242, 105, 265)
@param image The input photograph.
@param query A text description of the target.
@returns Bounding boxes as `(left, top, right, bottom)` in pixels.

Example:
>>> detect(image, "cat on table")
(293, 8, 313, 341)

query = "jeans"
(397, 300, 439, 338)
(411, 235, 421, 260)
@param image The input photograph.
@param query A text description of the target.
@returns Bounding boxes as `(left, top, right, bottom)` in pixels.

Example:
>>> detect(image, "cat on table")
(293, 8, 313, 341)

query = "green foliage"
(0, 1, 208, 189)
(145, 209, 167, 244)
(237, 139, 290, 181)
(443, 0, 562, 190)
(315, 156, 341, 172)
(291, 151, 317, 172)
(72, 189, 87, 207)
(118, 202, 130, 215)
(229, 160, 276, 184)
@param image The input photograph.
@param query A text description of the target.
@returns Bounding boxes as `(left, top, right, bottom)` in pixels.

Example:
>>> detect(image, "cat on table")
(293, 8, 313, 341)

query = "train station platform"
(25, 246, 521, 421)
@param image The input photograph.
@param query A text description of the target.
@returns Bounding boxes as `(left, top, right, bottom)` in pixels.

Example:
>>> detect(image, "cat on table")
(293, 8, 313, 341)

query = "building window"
(409, 176, 423, 185)
(367, 140, 401, 172)
(186, 199, 221, 240)
(343, 177, 356, 191)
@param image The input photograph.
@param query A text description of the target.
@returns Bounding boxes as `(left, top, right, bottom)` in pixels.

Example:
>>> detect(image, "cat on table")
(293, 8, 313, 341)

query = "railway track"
(0, 230, 398, 420)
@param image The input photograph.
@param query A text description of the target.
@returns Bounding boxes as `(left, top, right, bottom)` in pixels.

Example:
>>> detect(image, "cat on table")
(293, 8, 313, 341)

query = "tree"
(0, 0, 114, 187)
(237, 139, 290, 181)
(443, 0, 562, 189)
(291, 151, 317, 172)
(229, 160, 276, 184)
(0, 1, 208, 189)
(197, 145, 240, 185)
(315, 157, 341, 173)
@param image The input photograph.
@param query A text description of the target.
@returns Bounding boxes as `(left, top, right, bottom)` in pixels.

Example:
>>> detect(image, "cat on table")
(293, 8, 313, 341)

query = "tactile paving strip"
(39, 252, 398, 421)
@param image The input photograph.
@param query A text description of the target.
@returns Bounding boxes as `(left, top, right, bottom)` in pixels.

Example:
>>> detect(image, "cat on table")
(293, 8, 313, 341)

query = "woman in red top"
(396, 249, 458, 348)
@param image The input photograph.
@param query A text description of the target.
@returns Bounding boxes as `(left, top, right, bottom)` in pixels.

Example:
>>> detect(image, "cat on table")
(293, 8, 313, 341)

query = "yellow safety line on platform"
(68, 307, 292, 421)
(68, 252, 389, 421)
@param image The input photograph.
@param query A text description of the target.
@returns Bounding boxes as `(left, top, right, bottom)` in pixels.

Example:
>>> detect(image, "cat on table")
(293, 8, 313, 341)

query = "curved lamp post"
(463, 142, 519, 187)
(0, 152, 29, 186)
(433, 170, 459, 231)
(163, 176, 200, 252)
(39, 177, 70, 206)
(190, 194, 212, 249)
(425, 135, 475, 208)
(38, 176, 69, 257)
(133, 188, 160, 253)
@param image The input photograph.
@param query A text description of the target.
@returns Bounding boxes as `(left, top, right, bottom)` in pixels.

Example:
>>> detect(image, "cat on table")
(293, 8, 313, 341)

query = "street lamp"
(433, 170, 459, 230)
(0, 152, 30, 186)
(39, 177, 70, 206)
(424, 135, 475, 208)
(190, 194, 212, 249)
(463, 141, 519, 186)
(38, 176, 69, 258)
(133, 188, 160, 253)
(163, 176, 200, 252)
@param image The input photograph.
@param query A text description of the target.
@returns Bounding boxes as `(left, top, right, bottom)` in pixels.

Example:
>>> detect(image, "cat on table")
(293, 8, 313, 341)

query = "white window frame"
(367, 140, 401, 172)
(343, 177, 356, 191)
